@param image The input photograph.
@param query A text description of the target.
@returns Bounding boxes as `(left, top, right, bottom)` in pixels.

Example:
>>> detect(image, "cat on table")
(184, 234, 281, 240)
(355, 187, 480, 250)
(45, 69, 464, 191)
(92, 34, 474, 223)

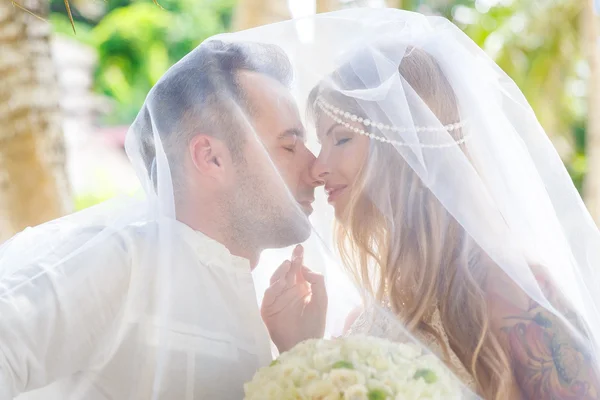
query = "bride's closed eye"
(333, 132, 353, 146)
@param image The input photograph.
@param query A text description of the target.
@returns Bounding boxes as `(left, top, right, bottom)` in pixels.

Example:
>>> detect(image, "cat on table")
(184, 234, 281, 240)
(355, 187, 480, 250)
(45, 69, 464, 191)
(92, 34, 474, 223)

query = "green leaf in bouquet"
(367, 388, 387, 400)
(331, 361, 354, 370)
(413, 369, 438, 384)
(269, 359, 280, 367)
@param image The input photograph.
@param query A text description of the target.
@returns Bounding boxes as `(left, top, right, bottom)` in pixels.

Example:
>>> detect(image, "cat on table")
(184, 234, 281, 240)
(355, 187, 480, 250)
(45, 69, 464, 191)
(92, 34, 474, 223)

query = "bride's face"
(312, 113, 370, 218)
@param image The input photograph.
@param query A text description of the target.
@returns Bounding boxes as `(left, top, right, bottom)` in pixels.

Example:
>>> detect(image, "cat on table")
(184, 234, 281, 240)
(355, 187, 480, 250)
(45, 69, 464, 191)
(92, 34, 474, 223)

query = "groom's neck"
(177, 201, 260, 269)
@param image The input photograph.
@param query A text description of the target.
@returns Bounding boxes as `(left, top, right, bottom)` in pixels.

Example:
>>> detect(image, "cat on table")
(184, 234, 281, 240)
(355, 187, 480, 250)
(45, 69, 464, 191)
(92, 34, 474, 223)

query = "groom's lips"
(326, 185, 347, 204)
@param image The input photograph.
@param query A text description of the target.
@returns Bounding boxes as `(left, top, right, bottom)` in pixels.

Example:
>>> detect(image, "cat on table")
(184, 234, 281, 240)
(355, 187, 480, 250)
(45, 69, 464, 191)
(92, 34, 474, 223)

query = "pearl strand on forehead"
(316, 96, 470, 149)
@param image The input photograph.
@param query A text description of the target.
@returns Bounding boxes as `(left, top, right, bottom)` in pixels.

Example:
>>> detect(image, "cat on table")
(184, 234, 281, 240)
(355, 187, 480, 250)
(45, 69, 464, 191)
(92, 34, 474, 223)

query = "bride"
(300, 11, 600, 400)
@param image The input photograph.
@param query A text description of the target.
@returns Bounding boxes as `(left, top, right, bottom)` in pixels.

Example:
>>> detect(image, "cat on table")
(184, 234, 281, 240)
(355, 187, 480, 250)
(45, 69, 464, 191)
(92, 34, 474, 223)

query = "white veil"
(0, 39, 318, 399)
(226, 8, 600, 398)
(0, 7, 598, 400)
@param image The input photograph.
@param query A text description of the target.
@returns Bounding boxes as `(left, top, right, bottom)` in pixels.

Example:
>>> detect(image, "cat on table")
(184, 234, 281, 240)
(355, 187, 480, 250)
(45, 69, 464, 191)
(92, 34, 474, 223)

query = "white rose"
(257, 381, 285, 400)
(367, 354, 391, 370)
(280, 362, 307, 382)
(328, 368, 365, 391)
(304, 380, 340, 400)
(312, 352, 338, 371)
(343, 384, 369, 400)
(244, 336, 462, 400)
(302, 368, 321, 385)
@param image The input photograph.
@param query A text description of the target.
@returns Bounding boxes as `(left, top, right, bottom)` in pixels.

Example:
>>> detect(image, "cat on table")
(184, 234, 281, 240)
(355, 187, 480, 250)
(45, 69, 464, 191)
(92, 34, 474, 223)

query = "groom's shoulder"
(108, 220, 192, 252)
(13, 218, 155, 260)
(0, 219, 185, 270)
(0, 222, 138, 286)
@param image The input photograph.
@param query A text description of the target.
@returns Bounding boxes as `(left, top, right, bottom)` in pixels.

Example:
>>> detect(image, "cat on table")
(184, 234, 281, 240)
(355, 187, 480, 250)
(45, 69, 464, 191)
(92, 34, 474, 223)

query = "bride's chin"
(333, 204, 347, 221)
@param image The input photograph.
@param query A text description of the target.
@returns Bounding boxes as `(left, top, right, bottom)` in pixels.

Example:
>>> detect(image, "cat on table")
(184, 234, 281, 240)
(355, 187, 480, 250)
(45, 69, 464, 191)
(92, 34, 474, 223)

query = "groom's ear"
(189, 134, 231, 178)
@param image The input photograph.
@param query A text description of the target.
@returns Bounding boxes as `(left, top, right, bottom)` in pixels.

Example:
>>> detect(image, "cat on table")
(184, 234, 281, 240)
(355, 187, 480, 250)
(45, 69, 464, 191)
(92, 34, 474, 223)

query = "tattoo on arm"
(500, 275, 599, 400)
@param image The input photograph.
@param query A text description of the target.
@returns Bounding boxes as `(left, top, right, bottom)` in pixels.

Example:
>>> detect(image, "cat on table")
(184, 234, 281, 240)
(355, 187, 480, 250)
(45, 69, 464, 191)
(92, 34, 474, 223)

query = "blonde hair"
(311, 47, 513, 399)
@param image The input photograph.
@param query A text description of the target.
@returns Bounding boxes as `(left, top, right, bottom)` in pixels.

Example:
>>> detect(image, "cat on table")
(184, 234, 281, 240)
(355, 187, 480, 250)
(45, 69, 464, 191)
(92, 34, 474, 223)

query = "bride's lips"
(326, 185, 347, 204)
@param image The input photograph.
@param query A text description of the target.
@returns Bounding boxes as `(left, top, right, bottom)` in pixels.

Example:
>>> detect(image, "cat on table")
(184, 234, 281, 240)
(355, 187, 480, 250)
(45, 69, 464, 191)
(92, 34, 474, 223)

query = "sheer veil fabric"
(240, 8, 600, 397)
(0, 8, 598, 400)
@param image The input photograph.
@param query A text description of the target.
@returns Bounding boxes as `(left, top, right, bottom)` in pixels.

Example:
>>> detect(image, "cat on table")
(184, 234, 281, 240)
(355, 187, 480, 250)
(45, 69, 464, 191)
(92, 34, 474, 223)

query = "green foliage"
(74, 193, 115, 211)
(331, 360, 354, 369)
(397, 0, 587, 191)
(49, 13, 94, 42)
(50, 0, 235, 125)
(454, 1, 584, 138)
(413, 368, 438, 384)
(468, 1, 586, 190)
(51, 0, 590, 201)
(367, 388, 387, 400)
(90, 2, 174, 123)
(568, 122, 588, 192)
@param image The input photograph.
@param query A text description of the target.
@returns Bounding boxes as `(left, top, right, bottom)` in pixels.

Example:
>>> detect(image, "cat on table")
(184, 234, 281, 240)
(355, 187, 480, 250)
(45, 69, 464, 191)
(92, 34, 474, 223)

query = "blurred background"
(1, 0, 599, 242)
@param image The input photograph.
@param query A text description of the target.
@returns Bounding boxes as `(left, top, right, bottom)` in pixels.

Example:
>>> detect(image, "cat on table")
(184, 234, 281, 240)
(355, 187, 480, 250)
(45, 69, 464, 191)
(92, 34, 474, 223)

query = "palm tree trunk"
(316, 0, 336, 13)
(231, 0, 291, 31)
(0, 0, 71, 242)
(582, 0, 600, 225)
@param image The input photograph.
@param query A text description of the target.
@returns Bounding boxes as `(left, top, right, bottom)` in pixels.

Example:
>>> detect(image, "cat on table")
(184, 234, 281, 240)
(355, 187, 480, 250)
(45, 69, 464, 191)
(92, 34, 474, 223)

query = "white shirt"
(0, 220, 272, 399)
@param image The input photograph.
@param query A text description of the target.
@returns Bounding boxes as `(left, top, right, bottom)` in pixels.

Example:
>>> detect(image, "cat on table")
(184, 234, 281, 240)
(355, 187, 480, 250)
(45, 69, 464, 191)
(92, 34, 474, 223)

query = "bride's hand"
(260, 245, 328, 354)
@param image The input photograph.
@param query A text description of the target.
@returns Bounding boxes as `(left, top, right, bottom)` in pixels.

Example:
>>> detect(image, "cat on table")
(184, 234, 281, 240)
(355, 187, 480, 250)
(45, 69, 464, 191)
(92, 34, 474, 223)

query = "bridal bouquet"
(244, 335, 462, 400)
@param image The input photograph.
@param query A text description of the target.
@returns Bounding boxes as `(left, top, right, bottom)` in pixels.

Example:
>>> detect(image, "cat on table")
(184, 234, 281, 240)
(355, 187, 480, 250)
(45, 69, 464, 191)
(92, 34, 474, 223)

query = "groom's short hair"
(131, 40, 294, 182)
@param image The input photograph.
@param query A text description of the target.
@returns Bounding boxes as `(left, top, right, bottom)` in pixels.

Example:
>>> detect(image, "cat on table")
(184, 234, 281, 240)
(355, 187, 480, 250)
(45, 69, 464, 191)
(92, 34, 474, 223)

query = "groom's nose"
(302, 150, 323, 188)
(309, 156, 329, 186)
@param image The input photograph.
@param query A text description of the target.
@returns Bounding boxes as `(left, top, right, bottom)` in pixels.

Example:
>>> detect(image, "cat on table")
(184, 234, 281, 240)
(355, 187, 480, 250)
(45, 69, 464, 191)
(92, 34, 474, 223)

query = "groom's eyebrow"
(279, 128, 304, 140)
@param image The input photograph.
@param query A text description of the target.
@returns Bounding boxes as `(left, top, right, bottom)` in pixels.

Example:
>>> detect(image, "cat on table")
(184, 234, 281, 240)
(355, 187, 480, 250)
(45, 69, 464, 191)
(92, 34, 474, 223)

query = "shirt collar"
(171, 219, 251, 272)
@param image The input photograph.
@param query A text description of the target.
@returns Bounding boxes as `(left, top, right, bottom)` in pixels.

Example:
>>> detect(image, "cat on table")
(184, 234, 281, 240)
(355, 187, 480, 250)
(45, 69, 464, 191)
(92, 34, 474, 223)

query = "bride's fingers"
(262, 283, 310, 314)
(262, 278, 288, 308)
(270, 260, 291, 285)
(292, 244, 304, 264)
(291, 245, 305, 284)
(268, 246, 304, 289)
(301, 266, 322, 283)
(301, 267, 326, 301)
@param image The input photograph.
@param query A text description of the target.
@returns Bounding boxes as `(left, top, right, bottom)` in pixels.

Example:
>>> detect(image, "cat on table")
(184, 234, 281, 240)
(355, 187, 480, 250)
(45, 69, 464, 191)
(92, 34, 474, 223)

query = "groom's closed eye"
(282, 139, 297, 154)
(283, 144, 296, 153)
(279, 128, 304, 154)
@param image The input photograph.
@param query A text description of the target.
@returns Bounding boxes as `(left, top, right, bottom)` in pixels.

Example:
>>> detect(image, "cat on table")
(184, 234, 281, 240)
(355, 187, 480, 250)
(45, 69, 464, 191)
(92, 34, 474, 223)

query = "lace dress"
(346, 304, 477, 391)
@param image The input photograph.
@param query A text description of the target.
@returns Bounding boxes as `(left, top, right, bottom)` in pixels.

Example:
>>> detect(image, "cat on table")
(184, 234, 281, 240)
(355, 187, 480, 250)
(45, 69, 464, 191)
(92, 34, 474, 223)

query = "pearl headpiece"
(316, 96, 470, 149)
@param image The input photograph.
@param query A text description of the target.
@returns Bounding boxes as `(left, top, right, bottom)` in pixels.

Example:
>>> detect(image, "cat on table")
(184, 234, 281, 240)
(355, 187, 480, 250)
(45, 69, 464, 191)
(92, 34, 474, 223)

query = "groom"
(0, 40, 326, 399)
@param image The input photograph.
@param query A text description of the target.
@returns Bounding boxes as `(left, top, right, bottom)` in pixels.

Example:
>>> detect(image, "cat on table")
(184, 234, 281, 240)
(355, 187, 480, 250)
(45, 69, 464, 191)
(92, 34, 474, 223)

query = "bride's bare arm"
(343, 306, 364, 334)
(487, 270, 599, 400)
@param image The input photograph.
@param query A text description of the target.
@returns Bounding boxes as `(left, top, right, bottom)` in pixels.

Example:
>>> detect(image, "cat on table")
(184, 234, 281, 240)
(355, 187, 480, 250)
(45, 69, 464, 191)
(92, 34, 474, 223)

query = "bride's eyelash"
(335, 138, 351, 146)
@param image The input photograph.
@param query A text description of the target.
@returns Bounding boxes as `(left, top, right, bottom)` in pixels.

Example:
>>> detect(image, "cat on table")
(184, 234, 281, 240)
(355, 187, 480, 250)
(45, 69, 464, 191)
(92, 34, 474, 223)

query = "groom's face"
(227, 71, 319, 247)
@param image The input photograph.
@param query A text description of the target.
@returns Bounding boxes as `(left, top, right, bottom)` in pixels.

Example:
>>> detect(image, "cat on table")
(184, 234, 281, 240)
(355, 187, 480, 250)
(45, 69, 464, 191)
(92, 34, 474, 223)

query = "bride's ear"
(189, 134, 232, 178)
